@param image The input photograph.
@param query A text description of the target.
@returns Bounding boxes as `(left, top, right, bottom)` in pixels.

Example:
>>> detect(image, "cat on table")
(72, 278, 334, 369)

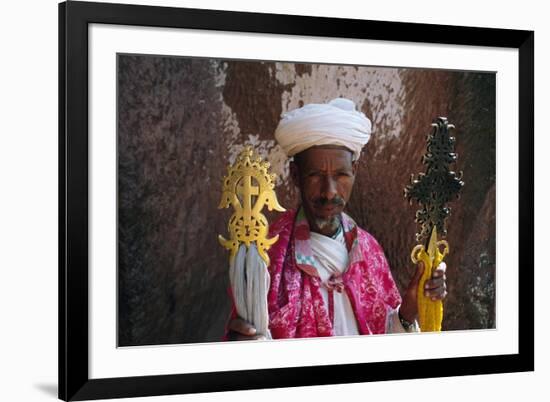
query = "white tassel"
(229, 244, 272, 339)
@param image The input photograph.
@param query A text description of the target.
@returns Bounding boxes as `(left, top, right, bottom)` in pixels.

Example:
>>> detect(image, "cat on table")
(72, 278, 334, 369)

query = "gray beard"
(314, 215, 341, 234)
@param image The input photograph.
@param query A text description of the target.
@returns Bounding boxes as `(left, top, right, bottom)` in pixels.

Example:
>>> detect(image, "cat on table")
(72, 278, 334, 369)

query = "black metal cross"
(404, 117, 464, 244)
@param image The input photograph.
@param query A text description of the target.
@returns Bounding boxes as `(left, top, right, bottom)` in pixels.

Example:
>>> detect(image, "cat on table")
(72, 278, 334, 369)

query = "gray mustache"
(313, 196, 345, 207)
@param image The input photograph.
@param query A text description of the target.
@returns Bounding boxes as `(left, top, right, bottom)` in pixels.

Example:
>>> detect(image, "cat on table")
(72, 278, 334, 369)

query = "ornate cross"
(218, 147, 285, 265)
(403, 117, 464, 332)
(404, 117, 464, 244)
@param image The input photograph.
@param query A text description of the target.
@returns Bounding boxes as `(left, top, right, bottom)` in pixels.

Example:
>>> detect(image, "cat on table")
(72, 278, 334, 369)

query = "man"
(227, 98, 447, 340)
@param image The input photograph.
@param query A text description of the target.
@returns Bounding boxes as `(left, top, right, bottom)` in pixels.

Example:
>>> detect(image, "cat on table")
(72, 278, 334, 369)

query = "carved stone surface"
(118, 55, 496, 345)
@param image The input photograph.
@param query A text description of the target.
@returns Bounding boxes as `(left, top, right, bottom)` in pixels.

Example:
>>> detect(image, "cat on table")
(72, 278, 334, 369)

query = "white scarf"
(309, 230, 360, 336)
(309, 230, 418, 335)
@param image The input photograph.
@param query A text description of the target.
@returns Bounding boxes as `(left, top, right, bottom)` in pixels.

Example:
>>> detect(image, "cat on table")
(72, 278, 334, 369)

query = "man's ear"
(289, 160, 300, 187)
(351, 160, 359, 176)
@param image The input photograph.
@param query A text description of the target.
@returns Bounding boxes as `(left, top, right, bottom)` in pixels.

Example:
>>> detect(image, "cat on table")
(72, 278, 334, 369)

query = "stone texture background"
(117, 54, 495, 346)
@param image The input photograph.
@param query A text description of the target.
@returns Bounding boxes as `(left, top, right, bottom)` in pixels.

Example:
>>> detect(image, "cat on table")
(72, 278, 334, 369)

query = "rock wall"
(117, 54, 496, 346)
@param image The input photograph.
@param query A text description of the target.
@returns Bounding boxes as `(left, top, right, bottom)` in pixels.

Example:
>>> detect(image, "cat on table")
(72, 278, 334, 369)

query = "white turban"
(274, 98, 372, 160)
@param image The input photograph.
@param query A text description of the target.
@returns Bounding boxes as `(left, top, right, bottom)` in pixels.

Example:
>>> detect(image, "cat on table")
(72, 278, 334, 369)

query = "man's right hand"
(226, 317, 265, 341)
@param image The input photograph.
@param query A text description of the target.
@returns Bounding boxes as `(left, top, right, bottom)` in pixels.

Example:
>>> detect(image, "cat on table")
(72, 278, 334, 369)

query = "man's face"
(290, 145, 358, 236)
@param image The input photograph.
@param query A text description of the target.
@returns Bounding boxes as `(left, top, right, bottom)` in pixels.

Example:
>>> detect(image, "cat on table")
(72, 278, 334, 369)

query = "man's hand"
(226, 317, 266, 341)
(400, 261, 448, 323)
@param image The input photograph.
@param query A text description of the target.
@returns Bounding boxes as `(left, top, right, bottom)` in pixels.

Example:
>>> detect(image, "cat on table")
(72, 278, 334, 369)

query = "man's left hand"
(399, 262, 448, 323)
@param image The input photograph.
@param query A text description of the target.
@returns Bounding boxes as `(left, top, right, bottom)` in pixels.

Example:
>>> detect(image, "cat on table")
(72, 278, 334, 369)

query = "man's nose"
(321, 176, 338, 200)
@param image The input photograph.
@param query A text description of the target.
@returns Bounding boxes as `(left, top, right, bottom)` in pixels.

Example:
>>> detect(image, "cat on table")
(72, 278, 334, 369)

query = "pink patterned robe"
(226, 208, 402, 338)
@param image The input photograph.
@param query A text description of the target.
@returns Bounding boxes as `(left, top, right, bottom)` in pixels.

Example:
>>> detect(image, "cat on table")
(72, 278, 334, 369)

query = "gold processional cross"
(218, 147, 285, 265)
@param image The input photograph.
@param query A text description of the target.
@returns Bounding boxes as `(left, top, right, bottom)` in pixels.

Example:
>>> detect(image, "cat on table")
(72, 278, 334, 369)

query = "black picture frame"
(59, 1, 534, 400)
